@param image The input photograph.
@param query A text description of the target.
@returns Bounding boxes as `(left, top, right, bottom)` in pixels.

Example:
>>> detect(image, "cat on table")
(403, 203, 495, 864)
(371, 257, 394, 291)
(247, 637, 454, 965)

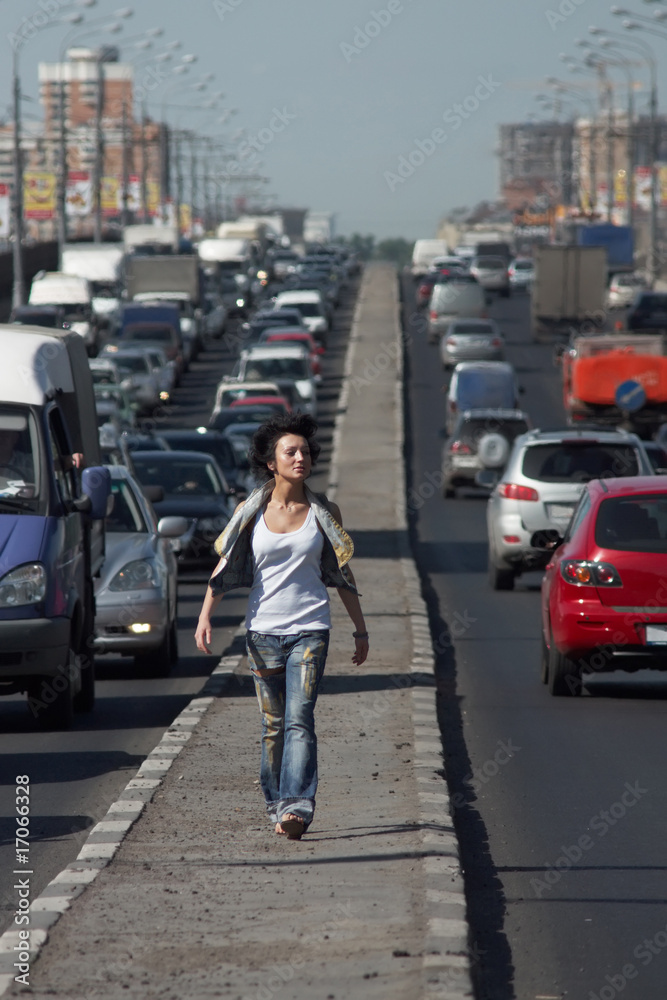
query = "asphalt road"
(0, 278, 358, 938)
(402, 275, 667, 1000)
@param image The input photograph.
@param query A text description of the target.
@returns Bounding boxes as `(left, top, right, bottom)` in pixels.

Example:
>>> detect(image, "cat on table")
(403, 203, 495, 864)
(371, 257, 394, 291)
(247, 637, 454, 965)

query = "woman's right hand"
(195, 616, 213, 654)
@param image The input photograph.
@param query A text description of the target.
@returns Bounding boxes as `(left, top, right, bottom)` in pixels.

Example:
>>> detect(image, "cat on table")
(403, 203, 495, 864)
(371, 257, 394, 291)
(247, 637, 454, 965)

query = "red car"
(536, 477, 667, 697)
(229, 394, 291, 414)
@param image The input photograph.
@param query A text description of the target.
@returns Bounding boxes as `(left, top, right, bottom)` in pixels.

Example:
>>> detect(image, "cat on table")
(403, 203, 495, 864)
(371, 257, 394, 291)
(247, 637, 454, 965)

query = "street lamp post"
(589, 27, 658, 282)
(575, 41, 637, 228)
(547, 78, 598, 213)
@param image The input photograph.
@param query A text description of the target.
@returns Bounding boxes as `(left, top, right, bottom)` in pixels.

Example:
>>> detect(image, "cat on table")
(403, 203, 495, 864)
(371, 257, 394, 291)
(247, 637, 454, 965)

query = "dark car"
(158, 428, 248, 498)
(130, 450, 232, 565)
(209, 404, 279, 433)
(10, 304, 68, 329)
(627, 292, 667, 332)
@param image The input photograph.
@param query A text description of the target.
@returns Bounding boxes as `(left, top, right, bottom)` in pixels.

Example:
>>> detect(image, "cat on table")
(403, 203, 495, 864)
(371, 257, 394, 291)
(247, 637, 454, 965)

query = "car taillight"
(497, 483, 539, 501)
(430, 310, 437, 320)
(560, 560, 622, 587)
(450, 441, 471, 454)
(446, 337, 456, 345)
(491, 338, 502, 347)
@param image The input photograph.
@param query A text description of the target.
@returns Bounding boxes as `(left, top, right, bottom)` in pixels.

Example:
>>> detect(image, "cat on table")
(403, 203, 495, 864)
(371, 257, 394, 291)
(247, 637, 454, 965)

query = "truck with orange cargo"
(562, 332, 667, 438)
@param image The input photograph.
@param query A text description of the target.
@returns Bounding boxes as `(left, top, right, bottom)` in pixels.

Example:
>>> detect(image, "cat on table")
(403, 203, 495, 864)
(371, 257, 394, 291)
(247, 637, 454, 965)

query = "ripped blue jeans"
(246, 630, 330, 829)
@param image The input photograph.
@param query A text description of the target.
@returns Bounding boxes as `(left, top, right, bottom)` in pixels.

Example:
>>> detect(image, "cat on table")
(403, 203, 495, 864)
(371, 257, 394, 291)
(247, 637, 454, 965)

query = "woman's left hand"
(352, 636, 369, 666)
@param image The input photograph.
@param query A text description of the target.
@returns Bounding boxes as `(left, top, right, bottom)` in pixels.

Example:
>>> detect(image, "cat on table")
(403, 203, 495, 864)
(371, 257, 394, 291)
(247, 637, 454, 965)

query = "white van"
(28, 272, 97, 353)
(411, 239, 449, 279)
(272, 290, 328, 347)
(427, 278, 487, 343)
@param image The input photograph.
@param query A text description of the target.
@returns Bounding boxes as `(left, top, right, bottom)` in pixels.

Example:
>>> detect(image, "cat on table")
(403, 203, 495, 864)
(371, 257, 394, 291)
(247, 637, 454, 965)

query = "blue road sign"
(615, 379, 646, 413)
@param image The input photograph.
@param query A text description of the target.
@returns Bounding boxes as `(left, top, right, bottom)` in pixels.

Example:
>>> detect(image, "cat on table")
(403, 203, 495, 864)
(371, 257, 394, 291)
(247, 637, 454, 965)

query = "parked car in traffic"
(427, 276, 487, 343)
(272, 289, 329, 347)
(157, 428, 249, 498)
(235, 344, 318, 416)
(469, 256, 511, 297)
(445, 361, 521, 434)
(626, 292, 667, 332)
(441, 409, 532, 498)
(130, 450, 233, 565)
(486, 426, 654, 591)
(93, 465, 186, 675)
(534, 477, 667, 695)
(508, 258, 535, 291)
(439, 318, 505, 369)
(606, 272, 649, 310)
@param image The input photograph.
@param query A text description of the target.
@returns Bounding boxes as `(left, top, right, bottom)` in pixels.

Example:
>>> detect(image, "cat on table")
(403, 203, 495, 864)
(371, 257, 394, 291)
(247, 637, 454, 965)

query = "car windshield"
(132, 456, 223, 496)
(243, 358, 309, 380)
(451, 323, 493, 335)
(215, 408, 276, 430)
(162, 435, 235, 471)
(595, 496, 667, 552)
(284, 302, 320, 317)
(91, 367, 118, 385)
(513, 261, 533, 271)
(115, 356, 149, 374)
(475, 257, 505, 268)
(123, 326, 175, 344)
(107, 480, 147, 533)
(456, 371, 515, 409)
(0, 408, 39, 499)
(522, 443, 639, 483)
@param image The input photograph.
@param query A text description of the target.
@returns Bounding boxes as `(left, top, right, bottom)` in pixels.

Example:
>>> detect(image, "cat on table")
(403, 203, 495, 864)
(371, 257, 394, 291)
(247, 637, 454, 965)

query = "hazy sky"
(3, 0, 667, 239)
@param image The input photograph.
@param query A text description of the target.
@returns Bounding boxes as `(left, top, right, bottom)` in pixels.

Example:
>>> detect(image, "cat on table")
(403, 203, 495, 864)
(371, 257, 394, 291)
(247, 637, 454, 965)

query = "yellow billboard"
(24, 172, 56, 219)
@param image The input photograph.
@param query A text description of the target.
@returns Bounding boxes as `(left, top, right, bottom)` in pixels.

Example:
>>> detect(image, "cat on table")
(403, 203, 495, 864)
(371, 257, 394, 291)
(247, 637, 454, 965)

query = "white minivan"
(272, 290, 329, 347)
(427, 277, 487, 343)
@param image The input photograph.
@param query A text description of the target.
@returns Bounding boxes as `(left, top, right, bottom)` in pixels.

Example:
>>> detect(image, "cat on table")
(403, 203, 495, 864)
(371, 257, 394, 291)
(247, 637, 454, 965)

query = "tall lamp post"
(9, 3, 90, 307)
(547, 77, 598, 213)
(55, 8, 133, 262)
(589, 27, 658, 282)
(575, 41, 637, 228)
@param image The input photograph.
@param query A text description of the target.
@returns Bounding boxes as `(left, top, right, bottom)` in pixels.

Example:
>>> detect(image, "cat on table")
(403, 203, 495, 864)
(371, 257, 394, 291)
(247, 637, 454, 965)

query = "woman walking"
(195, 413, 368, 840)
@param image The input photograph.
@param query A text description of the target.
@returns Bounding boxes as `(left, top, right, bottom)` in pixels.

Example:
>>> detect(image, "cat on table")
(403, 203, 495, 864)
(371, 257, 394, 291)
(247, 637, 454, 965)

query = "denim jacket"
(209, 481, 358, 597)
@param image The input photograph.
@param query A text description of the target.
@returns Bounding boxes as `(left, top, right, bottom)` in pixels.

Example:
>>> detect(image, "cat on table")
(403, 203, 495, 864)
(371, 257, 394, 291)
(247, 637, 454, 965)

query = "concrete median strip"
(0, 264, 473, 999)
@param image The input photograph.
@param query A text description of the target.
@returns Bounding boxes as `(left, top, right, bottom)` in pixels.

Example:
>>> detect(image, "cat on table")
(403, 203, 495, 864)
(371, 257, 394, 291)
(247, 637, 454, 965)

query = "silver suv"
(442, 409, 531, 498)
(486, 426, 654, 590)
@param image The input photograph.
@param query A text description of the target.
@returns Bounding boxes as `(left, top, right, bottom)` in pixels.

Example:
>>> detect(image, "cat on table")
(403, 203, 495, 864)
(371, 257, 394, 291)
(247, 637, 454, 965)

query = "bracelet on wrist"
(353, 631, 369, 639)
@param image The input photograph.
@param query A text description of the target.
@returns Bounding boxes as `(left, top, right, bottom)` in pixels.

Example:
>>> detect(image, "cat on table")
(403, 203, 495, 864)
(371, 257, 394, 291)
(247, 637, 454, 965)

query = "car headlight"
(0, 564, 47, 607)
(236, 298, 245, 308)
(109, 559, 159, 591)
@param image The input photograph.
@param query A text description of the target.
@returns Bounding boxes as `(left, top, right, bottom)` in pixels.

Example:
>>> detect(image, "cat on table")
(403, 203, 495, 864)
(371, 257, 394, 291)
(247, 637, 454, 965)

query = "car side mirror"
(530, 529, 562, 551)
(157, 515, 188, 538)
(81, 466, 111, 520)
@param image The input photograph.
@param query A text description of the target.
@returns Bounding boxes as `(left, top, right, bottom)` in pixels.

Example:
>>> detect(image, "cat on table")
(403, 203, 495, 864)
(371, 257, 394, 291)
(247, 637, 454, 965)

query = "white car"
(272, 290, 329, 347)
(606, 272, 648, 310)
(236, 344, 317, 417)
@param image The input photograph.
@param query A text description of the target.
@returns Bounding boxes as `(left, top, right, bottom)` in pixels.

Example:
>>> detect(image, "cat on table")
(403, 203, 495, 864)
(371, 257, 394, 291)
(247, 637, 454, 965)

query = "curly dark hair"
(249, 412, 321, 483)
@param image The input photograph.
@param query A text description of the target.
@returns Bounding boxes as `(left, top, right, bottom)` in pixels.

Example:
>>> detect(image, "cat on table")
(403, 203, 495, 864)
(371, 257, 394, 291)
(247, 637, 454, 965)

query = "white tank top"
(245, 506, 331, 634)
